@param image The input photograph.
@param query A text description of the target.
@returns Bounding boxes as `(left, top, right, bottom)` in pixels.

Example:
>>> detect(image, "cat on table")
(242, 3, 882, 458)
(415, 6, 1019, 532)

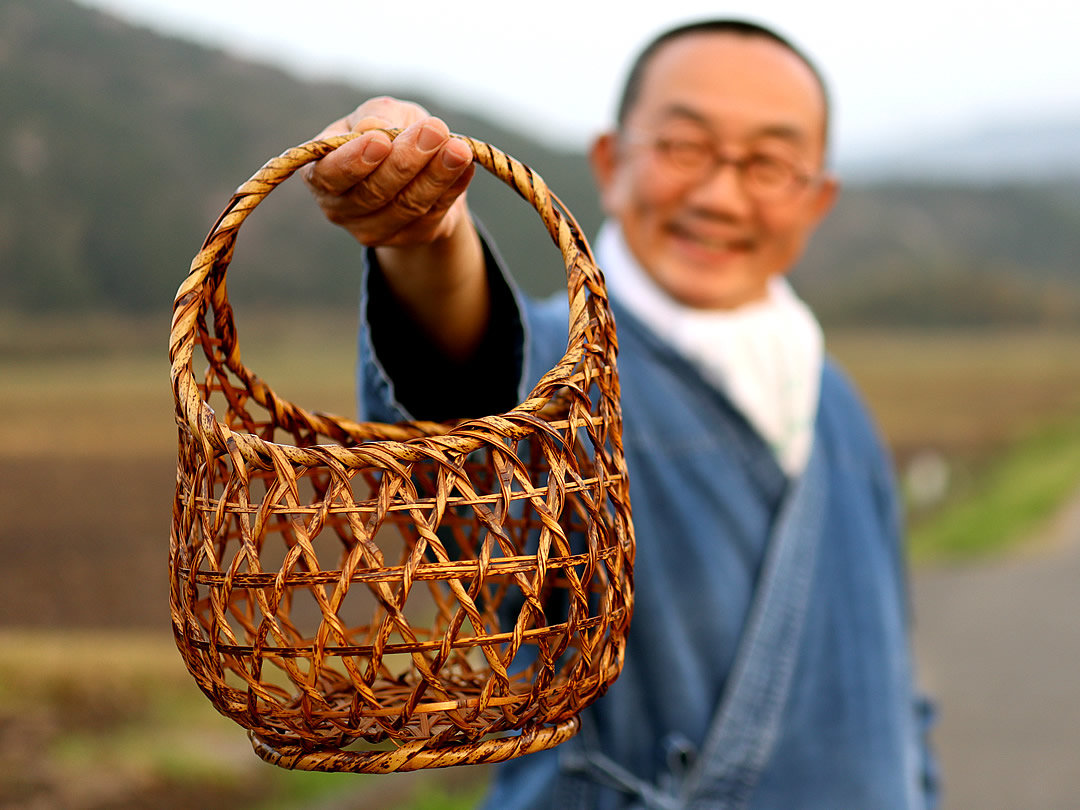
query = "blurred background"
(2, 0, 1078, 806)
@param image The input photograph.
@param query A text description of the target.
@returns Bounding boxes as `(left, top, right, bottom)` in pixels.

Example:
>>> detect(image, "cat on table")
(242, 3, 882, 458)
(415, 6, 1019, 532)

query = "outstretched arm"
(303, 97, 489, 362)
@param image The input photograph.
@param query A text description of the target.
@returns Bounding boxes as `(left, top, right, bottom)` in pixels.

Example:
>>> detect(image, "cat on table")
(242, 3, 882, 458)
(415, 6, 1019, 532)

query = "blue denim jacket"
(357, 251, 938, 810)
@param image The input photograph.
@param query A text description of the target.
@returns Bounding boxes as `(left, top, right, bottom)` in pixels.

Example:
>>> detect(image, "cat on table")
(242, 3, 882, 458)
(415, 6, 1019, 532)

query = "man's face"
(590, 33, 838, 310)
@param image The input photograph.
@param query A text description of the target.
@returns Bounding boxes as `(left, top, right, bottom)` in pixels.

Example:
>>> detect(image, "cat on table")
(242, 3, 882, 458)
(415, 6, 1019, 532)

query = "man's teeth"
(692, 235, 745, 250)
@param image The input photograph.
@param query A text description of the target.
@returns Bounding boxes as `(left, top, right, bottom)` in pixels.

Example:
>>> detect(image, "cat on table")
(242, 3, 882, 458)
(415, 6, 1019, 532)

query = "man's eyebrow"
(654, 104, 811, 145)
(753, 124, 810, 146)
(653, 103, 711, 128)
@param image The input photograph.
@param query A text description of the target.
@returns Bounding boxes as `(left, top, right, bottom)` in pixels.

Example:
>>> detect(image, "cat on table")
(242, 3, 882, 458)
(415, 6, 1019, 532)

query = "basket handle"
(169, 129, 618, 457)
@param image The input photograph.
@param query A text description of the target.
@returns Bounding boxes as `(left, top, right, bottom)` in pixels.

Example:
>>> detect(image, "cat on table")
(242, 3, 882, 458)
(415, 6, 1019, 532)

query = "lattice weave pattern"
(168, 131, 635, 772)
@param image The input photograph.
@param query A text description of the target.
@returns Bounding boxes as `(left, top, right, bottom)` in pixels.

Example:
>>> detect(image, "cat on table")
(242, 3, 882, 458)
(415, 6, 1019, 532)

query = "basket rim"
(248, 716, 581, 772)
(168, 129, 619, 466)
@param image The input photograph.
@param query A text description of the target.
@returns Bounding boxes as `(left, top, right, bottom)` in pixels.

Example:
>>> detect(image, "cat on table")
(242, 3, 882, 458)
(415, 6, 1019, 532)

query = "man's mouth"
(667, 223, 755, 255)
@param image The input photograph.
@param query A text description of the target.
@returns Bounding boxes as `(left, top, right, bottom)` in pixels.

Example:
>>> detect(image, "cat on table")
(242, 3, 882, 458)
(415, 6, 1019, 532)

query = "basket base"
(250, 716, 581, 773)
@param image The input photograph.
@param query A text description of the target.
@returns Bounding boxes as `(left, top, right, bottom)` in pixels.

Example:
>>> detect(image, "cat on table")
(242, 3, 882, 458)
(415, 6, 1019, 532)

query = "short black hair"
(615, 19, 831, 143)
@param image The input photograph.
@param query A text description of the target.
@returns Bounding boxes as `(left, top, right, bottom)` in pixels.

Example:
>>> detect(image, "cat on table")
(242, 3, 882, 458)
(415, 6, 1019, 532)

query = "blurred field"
(830, 328, 1080, 466)
(3, 310, 1079, 618)
(0, 631, 486, 810)
(6, 310, 1078, 462)
(2, 311, 1079, 807)
(828, 328, 1080, 560)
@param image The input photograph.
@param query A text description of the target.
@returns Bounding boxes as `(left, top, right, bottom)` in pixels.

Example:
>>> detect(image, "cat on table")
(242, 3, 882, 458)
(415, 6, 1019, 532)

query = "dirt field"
(0, 312, 486, 808)
(5, 321, 1080, 630)
(3, 315, 1080, 808)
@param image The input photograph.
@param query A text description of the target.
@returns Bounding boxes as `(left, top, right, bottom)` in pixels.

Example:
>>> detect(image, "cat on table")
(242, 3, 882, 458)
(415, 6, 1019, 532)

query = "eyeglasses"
(623, 132, 819, 202)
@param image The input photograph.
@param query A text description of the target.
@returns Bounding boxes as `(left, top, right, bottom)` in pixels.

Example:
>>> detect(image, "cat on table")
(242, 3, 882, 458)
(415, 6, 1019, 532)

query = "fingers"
(303, 98, 476, 247)
(304, 96, 430, 191)
(359, 120, 472, 214)
(374, 155, 476, 246)
(304, 128, 394, 196)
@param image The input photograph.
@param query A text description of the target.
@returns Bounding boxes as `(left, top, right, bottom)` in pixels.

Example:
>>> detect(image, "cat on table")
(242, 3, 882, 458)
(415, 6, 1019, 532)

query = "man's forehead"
(640, 31, 824, 94)
(631, 32, 827, 142)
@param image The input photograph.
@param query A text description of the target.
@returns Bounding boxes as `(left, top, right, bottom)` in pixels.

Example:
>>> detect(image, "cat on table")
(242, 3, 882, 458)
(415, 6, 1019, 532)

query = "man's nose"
(685, 160, 753, 216)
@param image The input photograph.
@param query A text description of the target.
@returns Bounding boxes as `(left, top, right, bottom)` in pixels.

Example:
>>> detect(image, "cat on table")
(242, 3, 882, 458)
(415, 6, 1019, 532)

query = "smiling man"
(591, 27, 837, 311)
(304, 19, 938, 809)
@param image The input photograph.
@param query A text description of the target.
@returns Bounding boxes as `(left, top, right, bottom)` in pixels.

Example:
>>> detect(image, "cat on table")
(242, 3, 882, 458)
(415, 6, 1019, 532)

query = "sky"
(76, 0, 1080, 162)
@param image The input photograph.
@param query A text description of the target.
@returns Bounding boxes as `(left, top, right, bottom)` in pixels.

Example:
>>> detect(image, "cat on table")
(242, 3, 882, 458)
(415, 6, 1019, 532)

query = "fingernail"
(360, 134, 390, 163)
(416, 123, 444, 152)
(442, 144, 470, 170)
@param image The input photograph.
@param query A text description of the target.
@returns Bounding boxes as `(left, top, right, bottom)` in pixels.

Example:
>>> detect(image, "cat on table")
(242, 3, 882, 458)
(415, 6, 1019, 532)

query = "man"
(304, 19, 938, 809)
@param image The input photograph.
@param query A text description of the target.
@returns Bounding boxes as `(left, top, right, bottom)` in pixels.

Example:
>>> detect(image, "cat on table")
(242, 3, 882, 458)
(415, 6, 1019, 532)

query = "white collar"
(596, 220, 824, 476)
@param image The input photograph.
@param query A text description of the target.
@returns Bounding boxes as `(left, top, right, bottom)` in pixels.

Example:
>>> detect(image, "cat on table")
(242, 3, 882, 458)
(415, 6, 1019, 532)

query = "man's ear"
(808, 173, 840, 225)
(588, 132, 620, 213)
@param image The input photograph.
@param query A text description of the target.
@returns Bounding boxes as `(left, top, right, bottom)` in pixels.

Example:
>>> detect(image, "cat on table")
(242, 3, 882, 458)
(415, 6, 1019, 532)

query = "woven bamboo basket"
(168, 129, 634, 773)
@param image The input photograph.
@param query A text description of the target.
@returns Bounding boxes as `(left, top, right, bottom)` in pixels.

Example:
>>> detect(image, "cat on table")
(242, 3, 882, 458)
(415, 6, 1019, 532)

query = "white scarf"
(596, 221, 823, 476)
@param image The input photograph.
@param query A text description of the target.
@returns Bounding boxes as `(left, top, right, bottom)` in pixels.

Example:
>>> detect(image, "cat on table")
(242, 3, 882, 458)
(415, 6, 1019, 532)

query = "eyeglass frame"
(618, 130, 824, 203)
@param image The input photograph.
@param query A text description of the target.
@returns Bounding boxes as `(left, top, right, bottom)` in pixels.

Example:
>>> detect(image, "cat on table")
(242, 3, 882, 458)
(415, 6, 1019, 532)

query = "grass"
(824, 327, 1080, 563)
(908, 413, 1080, 562)
(0, 630, 489, 809)
(407, 781, 491, 810)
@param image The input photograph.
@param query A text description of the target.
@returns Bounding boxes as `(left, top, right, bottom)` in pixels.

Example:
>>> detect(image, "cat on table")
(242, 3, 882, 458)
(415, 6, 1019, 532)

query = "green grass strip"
(910, 412, 1080, 563)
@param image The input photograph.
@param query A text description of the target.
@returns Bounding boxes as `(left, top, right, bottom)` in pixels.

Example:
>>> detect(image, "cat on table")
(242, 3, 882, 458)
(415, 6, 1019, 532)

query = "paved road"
(912, 490, 1080, 810)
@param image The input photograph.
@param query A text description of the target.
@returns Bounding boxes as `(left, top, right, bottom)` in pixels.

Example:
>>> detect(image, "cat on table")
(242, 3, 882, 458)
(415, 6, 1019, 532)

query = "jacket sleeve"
(356, 227, 526, 425)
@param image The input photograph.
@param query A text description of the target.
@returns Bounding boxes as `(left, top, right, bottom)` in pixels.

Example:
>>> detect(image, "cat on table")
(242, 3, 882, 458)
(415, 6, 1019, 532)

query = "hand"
(302, 96, 476, 248)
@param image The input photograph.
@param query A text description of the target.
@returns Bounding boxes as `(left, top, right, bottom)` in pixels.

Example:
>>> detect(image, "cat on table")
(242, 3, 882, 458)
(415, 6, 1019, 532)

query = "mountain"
(2, 0, 1079, 326)
(793, 181, 1080, 325)
(842, 117, 1080, 182)
(0, 0, 589, 314)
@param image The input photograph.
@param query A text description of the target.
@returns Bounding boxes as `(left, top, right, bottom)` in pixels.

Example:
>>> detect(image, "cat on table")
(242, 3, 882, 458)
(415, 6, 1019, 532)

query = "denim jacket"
(357, 245, 938, 810)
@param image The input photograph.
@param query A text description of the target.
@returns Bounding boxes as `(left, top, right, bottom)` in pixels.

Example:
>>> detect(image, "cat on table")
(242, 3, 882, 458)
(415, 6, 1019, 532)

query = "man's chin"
(659, 267, 768, 311)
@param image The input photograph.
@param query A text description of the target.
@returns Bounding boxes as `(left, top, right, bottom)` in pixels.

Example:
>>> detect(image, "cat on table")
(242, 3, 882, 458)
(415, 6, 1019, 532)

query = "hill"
(842, 116, 1080, 182)
(0, 0, 589, 315)
(3, 0, 1079, 326)
(794, 181, 1080, 326)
